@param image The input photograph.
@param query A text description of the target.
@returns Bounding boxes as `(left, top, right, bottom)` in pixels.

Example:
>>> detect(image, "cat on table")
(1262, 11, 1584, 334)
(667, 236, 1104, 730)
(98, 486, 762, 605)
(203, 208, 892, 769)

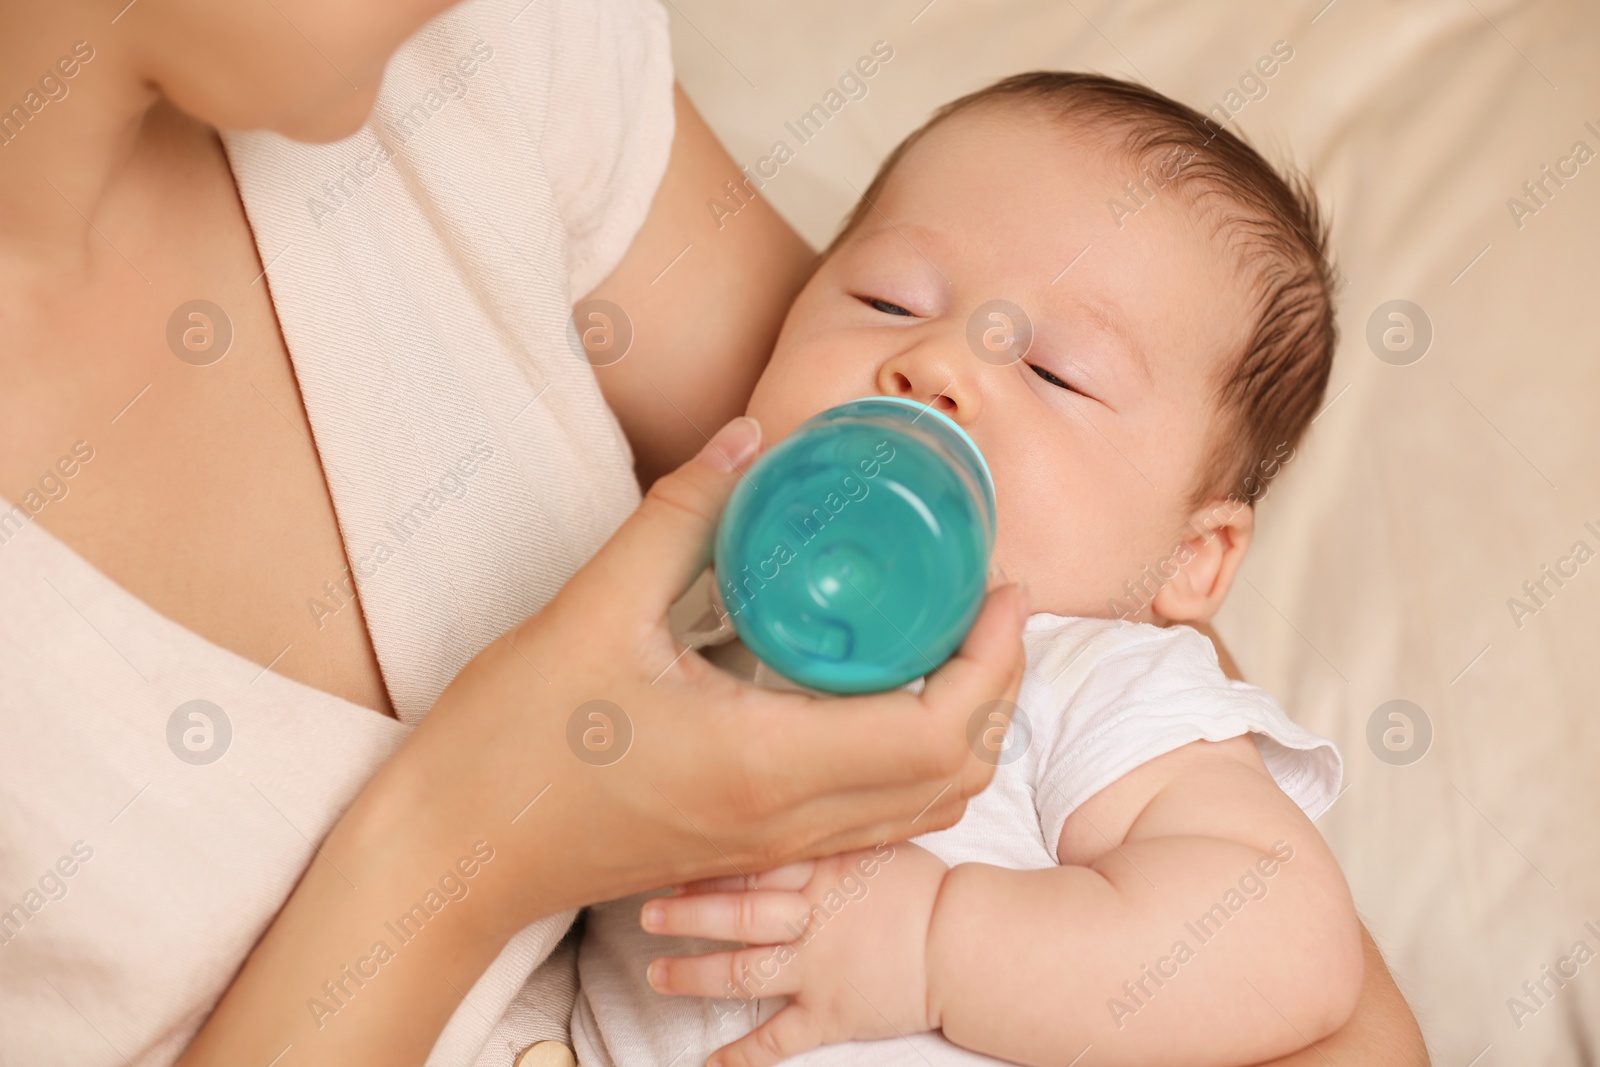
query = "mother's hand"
(409, 415, 1030, 921)
(182, 416, 1028, 1067)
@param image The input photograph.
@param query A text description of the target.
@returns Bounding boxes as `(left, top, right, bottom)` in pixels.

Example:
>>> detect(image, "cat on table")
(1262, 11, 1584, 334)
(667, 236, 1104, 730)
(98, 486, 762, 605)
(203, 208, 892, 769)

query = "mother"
(0, 0, 1426, 1064)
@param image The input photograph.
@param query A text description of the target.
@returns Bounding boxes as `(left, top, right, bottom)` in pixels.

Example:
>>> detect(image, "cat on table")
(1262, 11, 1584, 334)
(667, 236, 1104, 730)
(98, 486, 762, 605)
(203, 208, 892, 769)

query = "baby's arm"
(927, 735, 1364, 1066)
(644, 735, 1361, 1067)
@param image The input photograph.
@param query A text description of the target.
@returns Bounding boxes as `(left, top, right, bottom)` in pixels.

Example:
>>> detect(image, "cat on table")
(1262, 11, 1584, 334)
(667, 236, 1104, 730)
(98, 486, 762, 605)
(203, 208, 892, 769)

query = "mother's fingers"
(683, 788, 964, 888)
(918, 580, 1029, 705)
(799, 796, 970, 860)
(734, 583, 1028, 803)
(644, 888, 812, 943)
(559, 416, 762, 630)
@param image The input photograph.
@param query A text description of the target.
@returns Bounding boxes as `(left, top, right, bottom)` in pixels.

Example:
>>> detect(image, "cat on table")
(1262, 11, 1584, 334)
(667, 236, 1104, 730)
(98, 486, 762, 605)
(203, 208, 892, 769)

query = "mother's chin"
(118, 0, 454, 140)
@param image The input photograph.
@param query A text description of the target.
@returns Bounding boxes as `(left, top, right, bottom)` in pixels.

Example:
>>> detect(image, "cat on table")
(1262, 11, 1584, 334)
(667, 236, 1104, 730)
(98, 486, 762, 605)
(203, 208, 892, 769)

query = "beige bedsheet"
(669, 2, 1600, 1063)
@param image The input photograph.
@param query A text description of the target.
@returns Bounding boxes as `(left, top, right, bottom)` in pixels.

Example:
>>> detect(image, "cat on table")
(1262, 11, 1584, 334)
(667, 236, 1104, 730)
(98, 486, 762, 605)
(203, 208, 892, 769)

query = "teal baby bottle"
(712, 396, 997, 694)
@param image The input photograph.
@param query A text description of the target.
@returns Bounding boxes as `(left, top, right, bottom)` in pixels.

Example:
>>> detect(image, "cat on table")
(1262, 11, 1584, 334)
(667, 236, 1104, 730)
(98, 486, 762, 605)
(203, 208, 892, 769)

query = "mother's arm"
(176, 423, 1028, 1067)
(175, 82, 1028, 1067)
(581, 84, 817, 488)
(1253, 925, 1430, 1067)
(1191, 622, 1430, 1067)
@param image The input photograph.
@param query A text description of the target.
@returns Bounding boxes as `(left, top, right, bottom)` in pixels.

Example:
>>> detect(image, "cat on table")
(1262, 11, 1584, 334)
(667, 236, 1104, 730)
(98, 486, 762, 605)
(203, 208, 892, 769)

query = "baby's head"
(746, 72, 1337, 624)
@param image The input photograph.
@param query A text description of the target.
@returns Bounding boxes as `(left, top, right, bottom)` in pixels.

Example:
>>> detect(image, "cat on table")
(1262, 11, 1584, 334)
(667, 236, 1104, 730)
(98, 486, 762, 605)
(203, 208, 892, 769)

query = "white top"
(572, 614, 1343, 1067)
(0, 1, 674, 1063)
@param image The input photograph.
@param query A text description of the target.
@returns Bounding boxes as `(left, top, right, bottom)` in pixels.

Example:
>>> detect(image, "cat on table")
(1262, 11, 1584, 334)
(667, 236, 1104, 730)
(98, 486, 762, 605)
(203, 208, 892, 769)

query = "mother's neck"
(0, 5, 163, 280)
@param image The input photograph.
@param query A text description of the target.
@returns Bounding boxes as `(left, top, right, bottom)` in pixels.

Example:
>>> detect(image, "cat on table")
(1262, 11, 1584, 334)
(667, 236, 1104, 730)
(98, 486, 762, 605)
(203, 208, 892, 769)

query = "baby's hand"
(642, 842, 949, 1067)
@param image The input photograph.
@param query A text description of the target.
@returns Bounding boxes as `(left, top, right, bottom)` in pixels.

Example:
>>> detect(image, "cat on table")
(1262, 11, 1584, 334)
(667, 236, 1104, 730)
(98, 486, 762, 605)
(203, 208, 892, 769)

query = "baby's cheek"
(744, 377, 809, 442)
(990, 491, 1167, 618)
(746, 348, 872, 437)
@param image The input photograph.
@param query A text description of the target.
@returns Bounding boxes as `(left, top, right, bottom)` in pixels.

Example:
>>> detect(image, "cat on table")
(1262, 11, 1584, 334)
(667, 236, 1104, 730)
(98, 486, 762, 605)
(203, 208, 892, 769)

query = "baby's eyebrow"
(853, 220, 952, 284)
(1059, 293, 1153, 387)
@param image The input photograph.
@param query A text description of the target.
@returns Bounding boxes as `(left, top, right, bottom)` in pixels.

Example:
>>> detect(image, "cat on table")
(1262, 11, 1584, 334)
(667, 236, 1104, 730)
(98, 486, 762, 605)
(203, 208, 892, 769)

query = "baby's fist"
(643, 842, 949, 1067)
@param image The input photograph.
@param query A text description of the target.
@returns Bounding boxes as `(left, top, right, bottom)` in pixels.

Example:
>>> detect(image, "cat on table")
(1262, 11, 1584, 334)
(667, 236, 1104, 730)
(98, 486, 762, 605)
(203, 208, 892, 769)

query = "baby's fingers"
(642, 889, 811, 943)
(647, 945, 803, 1001)
(707, 1005, 822, 1067)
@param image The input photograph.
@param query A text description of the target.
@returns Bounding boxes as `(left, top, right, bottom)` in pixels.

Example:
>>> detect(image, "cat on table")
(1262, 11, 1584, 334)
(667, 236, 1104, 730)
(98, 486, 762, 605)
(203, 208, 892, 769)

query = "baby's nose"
(875, 340, 983, 425)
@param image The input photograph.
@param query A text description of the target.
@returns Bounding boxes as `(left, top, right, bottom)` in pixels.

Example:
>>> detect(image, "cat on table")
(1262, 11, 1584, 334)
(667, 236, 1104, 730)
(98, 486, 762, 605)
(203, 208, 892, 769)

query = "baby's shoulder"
(1019, 614, 1235, 711)
(1014, 613, 1342, 828)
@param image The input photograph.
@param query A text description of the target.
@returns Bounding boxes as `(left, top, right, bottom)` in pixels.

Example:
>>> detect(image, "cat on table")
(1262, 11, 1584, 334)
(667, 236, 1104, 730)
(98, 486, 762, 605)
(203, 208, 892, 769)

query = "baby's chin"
(1019, 590, 1154, 623)
(995, 554, 1172, 625)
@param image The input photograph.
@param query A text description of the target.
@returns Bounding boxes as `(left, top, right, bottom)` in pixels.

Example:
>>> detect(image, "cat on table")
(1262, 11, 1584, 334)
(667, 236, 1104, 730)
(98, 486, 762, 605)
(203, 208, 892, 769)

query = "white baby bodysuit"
(571, 611, 1343, 1067)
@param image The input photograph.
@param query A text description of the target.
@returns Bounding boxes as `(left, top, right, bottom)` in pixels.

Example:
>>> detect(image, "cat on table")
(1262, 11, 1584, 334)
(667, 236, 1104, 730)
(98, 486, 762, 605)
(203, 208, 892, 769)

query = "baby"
(571, 71, 1359, 1067)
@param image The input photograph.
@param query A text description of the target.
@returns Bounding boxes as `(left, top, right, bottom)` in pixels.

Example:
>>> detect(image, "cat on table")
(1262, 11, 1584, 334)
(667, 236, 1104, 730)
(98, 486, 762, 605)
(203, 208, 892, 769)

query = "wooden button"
(513, 1041, 577, 1067)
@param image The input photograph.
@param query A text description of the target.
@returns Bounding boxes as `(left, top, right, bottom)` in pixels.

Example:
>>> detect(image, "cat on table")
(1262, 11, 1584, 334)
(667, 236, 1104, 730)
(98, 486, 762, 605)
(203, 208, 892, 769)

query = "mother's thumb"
(575, 417, 763, 618)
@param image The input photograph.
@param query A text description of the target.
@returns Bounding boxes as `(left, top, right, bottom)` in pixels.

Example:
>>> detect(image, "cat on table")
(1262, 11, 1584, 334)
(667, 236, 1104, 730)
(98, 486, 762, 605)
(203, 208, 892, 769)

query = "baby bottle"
(712, 396, 996, 694)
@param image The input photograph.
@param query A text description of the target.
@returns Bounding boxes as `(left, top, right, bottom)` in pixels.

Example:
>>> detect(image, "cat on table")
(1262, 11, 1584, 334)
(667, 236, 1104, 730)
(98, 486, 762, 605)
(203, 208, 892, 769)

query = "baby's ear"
(1149, 498, 1255, 624)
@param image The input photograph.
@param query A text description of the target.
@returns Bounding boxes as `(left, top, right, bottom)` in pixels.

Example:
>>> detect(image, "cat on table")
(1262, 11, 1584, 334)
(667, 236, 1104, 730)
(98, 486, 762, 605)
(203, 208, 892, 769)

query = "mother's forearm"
(1179, 628, 1429, 1066)
(1249, 923, 1430, 1067)
(176, 752, 537, 1067)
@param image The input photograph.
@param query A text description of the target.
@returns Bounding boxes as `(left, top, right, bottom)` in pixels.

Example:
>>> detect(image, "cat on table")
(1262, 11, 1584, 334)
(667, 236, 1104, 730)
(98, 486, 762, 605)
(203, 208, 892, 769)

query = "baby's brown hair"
(826, 71, 1338, 511)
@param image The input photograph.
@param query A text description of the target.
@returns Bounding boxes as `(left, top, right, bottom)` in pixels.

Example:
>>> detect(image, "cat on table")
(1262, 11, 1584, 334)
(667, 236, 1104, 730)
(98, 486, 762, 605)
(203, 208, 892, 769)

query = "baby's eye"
(1028, 363, 1080, 394)
(863, 297, 915, 317)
